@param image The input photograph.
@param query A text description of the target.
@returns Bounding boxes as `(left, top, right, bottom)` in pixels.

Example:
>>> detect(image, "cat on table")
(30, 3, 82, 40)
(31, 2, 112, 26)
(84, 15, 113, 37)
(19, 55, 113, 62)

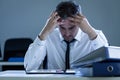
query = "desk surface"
(0, 70, 120, 80)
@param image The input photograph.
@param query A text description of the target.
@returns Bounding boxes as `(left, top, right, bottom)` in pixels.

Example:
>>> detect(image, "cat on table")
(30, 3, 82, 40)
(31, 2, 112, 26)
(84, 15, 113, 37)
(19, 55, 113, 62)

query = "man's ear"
(77, 5, 82, 14)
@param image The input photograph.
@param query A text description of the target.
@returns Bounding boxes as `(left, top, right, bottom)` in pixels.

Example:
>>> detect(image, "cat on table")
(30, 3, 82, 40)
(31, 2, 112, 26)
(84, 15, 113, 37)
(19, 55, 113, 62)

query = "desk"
(0, 62, 24, 71)
(0, 70, 120, 80)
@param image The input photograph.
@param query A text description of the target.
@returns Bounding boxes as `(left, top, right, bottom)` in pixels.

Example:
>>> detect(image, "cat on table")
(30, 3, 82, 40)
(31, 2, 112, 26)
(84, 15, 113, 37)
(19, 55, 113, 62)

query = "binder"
(73, 46, 120, 68)
(93, 61, 120, 76)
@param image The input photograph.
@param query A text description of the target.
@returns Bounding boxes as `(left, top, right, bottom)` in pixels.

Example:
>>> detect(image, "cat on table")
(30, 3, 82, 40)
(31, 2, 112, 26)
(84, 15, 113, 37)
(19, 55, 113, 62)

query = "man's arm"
(77, 16, 97, 40)
(68, 13, 97, 40)
(74, 13, 108, 48)
(24, 12, 60, 71)
(24, 37, 47, 71)
(39, 12, 60, 40)
(67, 13, 108, 49)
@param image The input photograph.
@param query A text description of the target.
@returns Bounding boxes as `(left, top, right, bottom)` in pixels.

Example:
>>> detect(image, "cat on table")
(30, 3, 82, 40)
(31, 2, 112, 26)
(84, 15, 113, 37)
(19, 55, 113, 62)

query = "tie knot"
(64, 39, 75, 44)
(64, 40, 70, 45)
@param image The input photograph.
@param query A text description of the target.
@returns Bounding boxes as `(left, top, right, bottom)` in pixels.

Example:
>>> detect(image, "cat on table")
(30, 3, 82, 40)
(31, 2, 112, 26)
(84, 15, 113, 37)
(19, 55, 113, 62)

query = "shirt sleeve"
(24, 36, 47, 71)
(90, 30, 109, 50)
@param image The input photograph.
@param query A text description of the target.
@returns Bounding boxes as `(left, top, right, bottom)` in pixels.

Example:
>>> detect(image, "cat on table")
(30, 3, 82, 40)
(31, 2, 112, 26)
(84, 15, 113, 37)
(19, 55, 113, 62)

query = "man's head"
(56, 1, 81, 42)
(56, 1, 81, 19)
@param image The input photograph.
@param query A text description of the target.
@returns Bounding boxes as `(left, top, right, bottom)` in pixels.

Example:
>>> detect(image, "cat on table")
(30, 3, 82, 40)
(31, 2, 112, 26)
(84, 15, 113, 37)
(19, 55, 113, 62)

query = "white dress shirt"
(24, 28, 108, 71)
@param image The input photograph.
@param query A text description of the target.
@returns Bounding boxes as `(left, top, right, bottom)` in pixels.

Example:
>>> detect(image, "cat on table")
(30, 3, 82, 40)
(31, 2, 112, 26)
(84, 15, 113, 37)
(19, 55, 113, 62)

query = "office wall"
(0, 0, 120, 57)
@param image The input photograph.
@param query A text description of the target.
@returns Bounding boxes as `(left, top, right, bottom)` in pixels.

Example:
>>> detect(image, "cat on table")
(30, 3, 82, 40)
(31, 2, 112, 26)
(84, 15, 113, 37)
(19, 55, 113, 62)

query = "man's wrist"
(38, 35, 46, 41)
(84, 26, 97, 40)
(90, 34, 97, 40)
(87, 29, 98, 40)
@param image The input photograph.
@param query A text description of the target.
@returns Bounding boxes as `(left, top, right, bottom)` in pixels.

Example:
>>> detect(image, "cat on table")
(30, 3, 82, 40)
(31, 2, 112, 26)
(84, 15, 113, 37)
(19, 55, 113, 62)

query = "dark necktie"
(65, 41, 70, 70)
(64, 39, 75, 70)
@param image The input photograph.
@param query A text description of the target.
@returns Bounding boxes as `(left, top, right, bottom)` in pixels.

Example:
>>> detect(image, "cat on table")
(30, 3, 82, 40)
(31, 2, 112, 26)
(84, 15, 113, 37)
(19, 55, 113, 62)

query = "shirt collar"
(59, 28, 82, 42)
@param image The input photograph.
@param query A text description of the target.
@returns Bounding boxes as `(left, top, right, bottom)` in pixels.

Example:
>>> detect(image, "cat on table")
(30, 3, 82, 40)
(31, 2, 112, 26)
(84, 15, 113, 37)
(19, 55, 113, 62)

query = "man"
(24, 1, 108, 71)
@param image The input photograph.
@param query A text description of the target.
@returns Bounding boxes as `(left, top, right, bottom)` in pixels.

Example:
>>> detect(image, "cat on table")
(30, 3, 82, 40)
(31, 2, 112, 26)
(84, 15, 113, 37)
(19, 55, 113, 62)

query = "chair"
(0, 45, 2, 59)
(2, 38, 33, 71)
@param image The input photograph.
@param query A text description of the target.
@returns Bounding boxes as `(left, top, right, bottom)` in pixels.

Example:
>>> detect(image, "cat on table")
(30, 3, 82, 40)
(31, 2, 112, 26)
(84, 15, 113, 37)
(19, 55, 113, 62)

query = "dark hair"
(56, 1, 81, 19)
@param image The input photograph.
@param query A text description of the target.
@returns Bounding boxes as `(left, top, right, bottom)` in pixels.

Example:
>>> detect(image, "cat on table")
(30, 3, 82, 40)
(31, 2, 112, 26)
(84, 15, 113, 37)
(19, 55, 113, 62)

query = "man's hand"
(39, 11, 60, 40)
(68, 13, 97, 40)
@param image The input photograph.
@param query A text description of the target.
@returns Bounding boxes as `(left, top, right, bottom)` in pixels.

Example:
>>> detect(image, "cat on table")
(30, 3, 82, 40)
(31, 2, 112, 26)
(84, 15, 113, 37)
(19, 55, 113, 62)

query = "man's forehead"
(59, 17, 77, 28)
(59, 18, 74, 25)
(59, 24, 76, 29)
(61, 18, 71, 23)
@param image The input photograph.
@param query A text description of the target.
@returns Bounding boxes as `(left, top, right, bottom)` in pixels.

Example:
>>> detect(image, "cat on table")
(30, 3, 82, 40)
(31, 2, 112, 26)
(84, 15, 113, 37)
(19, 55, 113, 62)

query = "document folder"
(93, 62, 120, 76)
(73, 46, 120, 67)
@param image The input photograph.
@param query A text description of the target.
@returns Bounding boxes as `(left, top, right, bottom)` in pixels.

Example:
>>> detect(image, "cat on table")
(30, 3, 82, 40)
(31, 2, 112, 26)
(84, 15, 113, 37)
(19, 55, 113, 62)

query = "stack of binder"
(74, 46, 120, 76)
